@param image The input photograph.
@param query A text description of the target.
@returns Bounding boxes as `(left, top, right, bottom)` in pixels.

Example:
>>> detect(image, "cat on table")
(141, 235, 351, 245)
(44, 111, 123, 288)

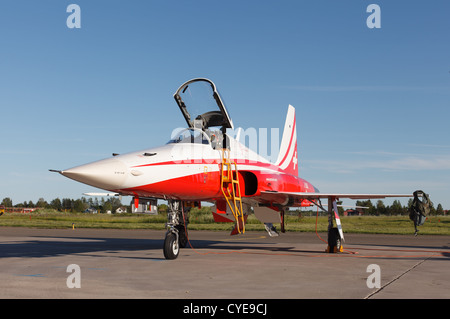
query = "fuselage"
(60, 128, 316, 206)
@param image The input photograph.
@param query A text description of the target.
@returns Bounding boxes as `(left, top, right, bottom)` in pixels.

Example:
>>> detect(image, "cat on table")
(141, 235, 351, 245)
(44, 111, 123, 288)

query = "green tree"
(102, 201, 113, 214)
(73, 199, 87, 212)
(1, 197, 13, 207)
(407, 198, 414, 210)
(376, 200, 386, 215)
(36, 198, 47, 208)
(390, 200, 404, 215)
(50, 198, 62, 211)
(62, 198, 73, 211)
(106, 197, 122, 212)
(436, 203, 444, 215)
(429, 201, 436, 215)
(158, 204, 168, 214)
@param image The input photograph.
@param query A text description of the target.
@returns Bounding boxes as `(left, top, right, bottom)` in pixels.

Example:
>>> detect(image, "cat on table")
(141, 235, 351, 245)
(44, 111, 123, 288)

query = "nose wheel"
(163, 200, 189, 260)
(163, 231, 180, 260)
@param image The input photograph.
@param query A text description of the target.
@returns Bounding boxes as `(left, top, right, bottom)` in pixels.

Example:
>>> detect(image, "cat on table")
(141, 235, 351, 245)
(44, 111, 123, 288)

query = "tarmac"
(0, 227, 449, 299)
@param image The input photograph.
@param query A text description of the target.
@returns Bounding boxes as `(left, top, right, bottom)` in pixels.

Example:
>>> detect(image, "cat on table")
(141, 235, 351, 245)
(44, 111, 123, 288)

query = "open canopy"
(173, 78, 234, 130)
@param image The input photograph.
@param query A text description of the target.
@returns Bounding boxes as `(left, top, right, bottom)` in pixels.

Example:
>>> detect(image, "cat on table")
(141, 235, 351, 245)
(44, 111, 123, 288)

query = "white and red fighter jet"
(51, 78, 421, 259)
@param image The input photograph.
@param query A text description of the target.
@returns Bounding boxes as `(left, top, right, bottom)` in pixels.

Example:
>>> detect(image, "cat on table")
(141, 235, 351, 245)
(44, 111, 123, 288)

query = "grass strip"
(0, 210, 448, 235)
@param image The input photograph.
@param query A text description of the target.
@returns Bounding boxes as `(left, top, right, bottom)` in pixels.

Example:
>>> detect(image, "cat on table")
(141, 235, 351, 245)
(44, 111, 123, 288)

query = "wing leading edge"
(261, 190, 414, 201)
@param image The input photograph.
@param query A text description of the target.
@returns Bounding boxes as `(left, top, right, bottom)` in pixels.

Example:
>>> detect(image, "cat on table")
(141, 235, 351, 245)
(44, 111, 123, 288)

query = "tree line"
(1, 197, 125, 214)
(354, 199, 445, 216)
(291, 199, 446, 216)
(1, 197, 447, 216)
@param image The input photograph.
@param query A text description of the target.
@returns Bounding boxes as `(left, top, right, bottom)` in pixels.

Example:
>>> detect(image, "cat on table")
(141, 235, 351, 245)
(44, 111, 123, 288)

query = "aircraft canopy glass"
(173, 78, 233, 130)
(167, 128, 211, 145)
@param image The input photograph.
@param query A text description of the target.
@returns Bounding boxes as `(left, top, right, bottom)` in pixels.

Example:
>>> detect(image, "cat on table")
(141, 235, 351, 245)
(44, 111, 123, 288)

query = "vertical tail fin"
(275, 105, 298, 176)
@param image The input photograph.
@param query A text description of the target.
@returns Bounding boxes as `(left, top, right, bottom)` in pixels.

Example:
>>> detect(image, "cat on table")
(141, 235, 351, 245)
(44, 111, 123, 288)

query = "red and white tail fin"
(275, 105, 298, 176)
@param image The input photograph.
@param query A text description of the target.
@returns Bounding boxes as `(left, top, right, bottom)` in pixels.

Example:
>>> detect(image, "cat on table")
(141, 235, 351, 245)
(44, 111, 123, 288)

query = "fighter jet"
(51, 78, 426, 259)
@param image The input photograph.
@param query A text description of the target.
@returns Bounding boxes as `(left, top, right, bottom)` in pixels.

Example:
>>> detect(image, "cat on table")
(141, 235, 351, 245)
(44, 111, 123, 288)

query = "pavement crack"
(364, 257, 431, 299)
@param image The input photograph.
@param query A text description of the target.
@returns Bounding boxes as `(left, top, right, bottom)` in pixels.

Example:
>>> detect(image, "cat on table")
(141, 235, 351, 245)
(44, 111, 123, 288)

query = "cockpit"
(167, 128, 210, 145)
(167, 128, 225, 149)
(173, 78, 233, 149)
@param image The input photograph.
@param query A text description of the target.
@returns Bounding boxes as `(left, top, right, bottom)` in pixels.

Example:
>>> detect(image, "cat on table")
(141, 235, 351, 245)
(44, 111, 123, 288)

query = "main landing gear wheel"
(163, 231, 180, 260)
(327, 227, 342, 253)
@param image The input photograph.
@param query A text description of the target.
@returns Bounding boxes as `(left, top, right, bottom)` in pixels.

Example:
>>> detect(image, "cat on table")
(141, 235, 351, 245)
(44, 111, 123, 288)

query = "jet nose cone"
(61, 159, 128, 190)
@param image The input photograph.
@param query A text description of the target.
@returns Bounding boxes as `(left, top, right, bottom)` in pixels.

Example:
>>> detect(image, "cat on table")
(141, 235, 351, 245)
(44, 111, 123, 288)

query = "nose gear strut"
(164, 200, 189, 259)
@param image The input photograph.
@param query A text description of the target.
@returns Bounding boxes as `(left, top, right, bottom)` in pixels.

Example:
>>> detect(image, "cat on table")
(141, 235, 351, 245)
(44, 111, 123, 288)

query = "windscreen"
(167, 128, 211, 145)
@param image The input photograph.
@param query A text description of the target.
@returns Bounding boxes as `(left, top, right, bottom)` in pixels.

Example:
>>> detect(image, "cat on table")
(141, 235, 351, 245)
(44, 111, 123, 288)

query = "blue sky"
(1, 0, 449, 209)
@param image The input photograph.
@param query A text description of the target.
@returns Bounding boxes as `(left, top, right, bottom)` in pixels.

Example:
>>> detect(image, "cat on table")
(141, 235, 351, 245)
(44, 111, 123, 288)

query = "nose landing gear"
(163, 200, 189, 260)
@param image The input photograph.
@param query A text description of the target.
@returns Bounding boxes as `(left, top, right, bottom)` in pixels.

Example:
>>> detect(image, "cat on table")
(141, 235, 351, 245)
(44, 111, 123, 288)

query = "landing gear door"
(173, 78, 234, 131)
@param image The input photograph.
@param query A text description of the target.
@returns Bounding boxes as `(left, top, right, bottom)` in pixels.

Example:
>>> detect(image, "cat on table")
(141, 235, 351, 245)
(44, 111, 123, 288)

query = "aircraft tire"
(328, 227, 341, 253)
(163, 232, 180, 260)
(177, 226, 188, 248)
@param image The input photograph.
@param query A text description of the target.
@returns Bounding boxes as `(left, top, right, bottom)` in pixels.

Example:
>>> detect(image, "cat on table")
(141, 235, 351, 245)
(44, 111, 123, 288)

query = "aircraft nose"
(61, 158, 128, 190)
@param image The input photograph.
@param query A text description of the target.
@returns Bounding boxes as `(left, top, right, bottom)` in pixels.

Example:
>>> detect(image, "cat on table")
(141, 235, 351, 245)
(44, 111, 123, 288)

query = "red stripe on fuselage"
(131, 158, 283, 172)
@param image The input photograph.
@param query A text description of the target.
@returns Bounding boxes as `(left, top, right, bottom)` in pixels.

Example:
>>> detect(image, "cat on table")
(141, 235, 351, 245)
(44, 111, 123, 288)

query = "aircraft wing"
(261, 190, 414, 200)
(260, 190, 414, 207)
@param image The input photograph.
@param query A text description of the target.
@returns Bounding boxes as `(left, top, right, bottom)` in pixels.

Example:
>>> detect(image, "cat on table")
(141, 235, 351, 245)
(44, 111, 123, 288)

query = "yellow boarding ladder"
(220, 149, 245, 234)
